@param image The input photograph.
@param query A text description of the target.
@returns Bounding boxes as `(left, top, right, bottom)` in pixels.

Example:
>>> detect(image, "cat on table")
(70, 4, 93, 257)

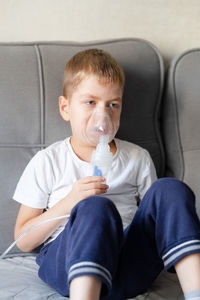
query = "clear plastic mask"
(85, 108, 118, 146)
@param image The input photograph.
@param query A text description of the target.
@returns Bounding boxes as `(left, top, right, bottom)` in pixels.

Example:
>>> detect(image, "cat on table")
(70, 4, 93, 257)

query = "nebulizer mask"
(85, 106, 116, 145)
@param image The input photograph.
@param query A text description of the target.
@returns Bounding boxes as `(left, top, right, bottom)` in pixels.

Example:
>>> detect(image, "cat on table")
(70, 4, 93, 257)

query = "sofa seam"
(34, 45, 45, 149)
(153, 46, 166, 178)
(171, 59, 186, 181)
(0, 38, 164, 48)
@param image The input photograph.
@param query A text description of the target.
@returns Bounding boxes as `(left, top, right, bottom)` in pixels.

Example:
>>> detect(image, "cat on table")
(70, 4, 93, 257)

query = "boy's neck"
(69, 137, 117, 162)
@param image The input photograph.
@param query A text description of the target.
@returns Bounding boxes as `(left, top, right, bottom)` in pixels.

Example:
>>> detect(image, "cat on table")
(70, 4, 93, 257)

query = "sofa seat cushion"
(0, 255, 183, 300)
(0, 255, 67, 299)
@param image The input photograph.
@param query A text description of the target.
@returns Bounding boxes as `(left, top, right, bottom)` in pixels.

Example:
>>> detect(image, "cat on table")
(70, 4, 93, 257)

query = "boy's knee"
(150, 177, 195, 206)
(152, 177, 182, 188)
(152, 177, 193, 193)
(73, 196, 121, 221)
(69, 196, 123, 237)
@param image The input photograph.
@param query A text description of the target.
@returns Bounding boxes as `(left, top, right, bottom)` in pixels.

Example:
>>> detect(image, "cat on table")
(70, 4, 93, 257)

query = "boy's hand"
(67, 176, 109, 210)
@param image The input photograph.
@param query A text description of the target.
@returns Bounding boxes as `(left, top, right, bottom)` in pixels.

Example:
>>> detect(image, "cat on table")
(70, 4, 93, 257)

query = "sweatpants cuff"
(162, 239, 200, 270)
(68, 261, 112, 295)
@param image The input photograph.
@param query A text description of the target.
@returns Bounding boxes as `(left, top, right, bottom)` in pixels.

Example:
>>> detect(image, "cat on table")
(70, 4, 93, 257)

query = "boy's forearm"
(15, 195, 73, 252)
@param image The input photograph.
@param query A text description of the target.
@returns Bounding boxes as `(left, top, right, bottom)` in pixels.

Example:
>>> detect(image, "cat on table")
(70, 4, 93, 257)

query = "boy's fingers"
(83, 182, 109, 191)
(81, 176, 105, 183)
(83, 187, 108, 198)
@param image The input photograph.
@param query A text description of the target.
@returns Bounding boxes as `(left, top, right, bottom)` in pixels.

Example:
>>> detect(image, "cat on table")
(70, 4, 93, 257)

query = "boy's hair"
(63, 48, 125, 98)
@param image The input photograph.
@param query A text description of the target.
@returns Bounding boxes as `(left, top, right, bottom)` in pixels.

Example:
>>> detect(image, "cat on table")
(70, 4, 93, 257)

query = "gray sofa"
(0, 39, 199, 299)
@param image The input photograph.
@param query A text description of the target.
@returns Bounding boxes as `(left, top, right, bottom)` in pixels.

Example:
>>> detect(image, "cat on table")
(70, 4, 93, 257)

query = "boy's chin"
(86, 136, 114, 147)
(86, 140, 99, 147)
(87, 134, 113, 147)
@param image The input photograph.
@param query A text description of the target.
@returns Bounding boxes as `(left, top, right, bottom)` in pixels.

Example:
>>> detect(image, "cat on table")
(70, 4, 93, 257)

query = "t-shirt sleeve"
(137, 149, 157, 200)
(13, 150, 53, 209)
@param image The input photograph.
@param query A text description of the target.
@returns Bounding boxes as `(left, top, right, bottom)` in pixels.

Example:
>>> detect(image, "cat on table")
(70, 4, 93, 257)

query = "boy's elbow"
(15, 240, 34, 253)
(14, 231, 35, 253)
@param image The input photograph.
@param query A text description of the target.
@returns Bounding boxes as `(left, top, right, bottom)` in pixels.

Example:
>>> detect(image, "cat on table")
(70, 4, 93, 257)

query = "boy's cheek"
(114, 118, 120, 131)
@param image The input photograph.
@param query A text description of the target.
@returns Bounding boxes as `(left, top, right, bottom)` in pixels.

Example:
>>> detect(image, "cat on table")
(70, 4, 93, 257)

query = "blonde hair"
(63, 48, 125, 98)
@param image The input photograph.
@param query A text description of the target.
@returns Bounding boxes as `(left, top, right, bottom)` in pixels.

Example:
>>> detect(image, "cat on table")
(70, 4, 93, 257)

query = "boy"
(14, 49, 200, 300)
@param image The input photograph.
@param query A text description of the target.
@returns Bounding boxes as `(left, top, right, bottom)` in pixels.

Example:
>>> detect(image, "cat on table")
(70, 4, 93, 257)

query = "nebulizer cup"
(87, 109, 116, 178)
(91, 134, 113, 178)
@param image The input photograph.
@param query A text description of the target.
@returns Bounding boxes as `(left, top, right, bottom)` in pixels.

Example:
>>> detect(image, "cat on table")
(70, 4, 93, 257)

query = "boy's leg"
(175, 253, 200, 295)
(108, 178, 200, 299)
(70, 275, 102, 300)
(36, 178, 200, 299)
(36, 196, 123, 298)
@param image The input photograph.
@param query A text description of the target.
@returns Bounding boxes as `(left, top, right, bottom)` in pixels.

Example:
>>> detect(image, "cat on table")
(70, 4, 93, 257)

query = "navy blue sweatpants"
(36, 178, 200, 299)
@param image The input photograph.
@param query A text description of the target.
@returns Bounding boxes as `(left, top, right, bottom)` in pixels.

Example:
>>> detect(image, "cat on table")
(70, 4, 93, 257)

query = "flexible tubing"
(0, 214, 70, 259)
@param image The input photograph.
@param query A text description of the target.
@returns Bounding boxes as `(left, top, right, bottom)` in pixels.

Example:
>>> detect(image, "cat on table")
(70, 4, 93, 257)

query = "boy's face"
(59, 75, 123, 148)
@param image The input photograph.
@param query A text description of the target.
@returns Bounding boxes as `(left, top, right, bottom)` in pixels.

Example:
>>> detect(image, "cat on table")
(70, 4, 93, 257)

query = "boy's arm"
(14, 176, 108, 252)
(14, 201, 68, 252)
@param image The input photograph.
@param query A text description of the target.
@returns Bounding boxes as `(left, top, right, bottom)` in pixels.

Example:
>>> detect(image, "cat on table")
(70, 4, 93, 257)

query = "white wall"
(0, 0, 200, 62)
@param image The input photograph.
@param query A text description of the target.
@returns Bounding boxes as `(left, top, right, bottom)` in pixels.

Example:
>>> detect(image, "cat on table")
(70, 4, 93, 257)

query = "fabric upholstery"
(162, 49, 200, 216)
(1, 39, 188, 300)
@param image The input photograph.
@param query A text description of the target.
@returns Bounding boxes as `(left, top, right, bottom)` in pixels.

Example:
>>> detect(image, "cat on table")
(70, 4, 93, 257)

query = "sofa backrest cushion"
(162, 49, 200, 215)
(0, 39, 164, 255)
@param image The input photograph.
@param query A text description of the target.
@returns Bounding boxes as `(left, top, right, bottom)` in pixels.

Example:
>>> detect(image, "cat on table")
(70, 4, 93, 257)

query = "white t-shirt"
(13, 137, 157, 243)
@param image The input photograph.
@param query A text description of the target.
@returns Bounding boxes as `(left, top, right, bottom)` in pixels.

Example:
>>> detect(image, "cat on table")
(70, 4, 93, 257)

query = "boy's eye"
(86, 100, 95, 105)
(108, 103, 119, 108)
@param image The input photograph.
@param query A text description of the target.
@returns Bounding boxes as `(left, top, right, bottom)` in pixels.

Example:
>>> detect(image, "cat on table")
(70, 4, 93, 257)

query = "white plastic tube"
(0, 214, 70, 259)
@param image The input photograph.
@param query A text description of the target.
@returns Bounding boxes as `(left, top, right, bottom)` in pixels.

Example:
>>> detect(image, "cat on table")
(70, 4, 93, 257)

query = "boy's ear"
(59, 96, 70, 121)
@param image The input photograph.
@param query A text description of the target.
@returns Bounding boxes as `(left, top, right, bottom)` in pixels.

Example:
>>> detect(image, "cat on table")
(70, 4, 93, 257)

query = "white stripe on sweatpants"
(68, 267, 112, 286)
(68, 261, 112, 286)
(162, 240, 200, 260)
(69, 261, 111, 279)
(163, 245, 200, 268)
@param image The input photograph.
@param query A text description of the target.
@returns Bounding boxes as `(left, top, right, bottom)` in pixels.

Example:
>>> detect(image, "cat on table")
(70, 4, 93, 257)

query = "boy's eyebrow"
(81, 93, 99, 99)
(81, 93, 122, 101)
